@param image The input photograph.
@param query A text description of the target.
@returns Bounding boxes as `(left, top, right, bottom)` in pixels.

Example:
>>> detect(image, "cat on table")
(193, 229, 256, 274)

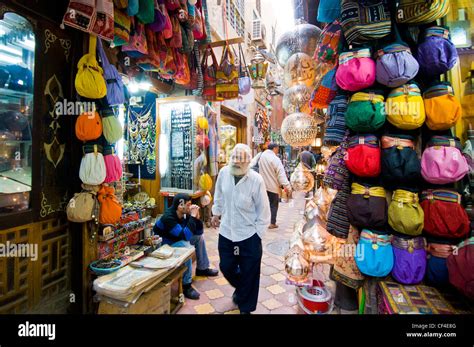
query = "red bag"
(447, 237, 474, 300)
(162, 3, 173, 39)
(193, 1, 206, 40)
(174, 50, 191, 85)
(136, 29, 160, 71)
(345, 135, 381, 177)
(169, 14, 183, 48)
(201, 45, 218, 101)
(155, 32, 176, 79)
(165, 0, 180, 11)
(420, 189, 470, 239)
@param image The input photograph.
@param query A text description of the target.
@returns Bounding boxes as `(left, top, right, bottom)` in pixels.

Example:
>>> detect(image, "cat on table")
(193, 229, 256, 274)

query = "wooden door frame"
(220, 105, 247, 145)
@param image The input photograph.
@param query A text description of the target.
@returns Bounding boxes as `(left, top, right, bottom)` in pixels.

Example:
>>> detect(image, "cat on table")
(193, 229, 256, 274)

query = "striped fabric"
(348, 135, 379, 149)
(327, 181, 351, 239)
(340, 0, 391, 45)
(427, 243, 456, 258)
(388, 83, 421, 98)
(324, 93, 349, 146)
(377, 44, 412, 58)
(360, 230, 392, 245)
(425, 26, 451, 39)
(420, 189, 462, 204)
(381, 135, 415, 149)
(314, 20, 343, 64)
(351, 183, 386, 198)
(339, 48, 371, 65)
(392, 189, 419, 204)
(392, 236, 426, 251)
(424, 82, 455, 99)
(350, 92, 384, 104)
(426, 136, 462, 151)
(323, 137, 350, 190)
(397, 0, 450, 25)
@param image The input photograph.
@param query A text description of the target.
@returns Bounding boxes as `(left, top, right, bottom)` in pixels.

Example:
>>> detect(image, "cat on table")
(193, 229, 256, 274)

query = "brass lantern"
(282, 84, 312, 114)
(248, 51, 269, 89)
(281, 112, 320, 147)
(284, 53, 317, 88)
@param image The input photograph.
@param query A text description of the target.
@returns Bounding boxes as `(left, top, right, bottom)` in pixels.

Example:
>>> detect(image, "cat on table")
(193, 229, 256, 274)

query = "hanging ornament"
(276, 23, 322, 67)
(248, 51, 269, 89)
(282, 84, 312, 114)
(281, 112, 320, 147)
(284, 53, 317, 88)
(290, 162, 315, 192)
(285, 248, 310, 283)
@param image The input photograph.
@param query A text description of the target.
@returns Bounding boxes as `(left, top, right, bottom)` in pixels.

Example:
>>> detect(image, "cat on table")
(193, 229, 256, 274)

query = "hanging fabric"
(97, 38, 125, 106)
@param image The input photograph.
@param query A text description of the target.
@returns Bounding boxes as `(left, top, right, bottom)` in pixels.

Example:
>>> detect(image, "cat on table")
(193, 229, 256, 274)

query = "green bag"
(388, 189, 424, 236)
(136, 0, 155, 24)
(345, 91, 386, 132)
(101, 108, 123, 144)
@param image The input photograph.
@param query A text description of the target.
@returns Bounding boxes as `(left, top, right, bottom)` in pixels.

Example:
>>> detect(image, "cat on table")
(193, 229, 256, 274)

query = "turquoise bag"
(355, 229, 394, 277)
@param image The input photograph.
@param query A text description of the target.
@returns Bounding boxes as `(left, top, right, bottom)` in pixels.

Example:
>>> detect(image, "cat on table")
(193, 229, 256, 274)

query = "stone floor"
(177, 191, 347, 315)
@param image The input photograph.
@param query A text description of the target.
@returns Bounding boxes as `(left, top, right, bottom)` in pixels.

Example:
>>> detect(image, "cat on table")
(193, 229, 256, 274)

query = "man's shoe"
(183, 285, 200, 300)
(196, 268, 219, 277)
(268, 224, 278, 229)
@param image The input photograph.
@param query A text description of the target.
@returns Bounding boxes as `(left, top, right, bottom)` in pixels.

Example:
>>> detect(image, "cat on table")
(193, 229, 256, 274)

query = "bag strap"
(202, 44, 218, 69)
(238, 43, 249, 77)
(89, 34, 97, 55)
(96, 38, 111, 69)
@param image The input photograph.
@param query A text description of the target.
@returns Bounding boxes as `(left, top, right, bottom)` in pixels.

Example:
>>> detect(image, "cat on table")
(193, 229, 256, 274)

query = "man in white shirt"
(251, 143, 291, 229)
(211, 144, 270, 314)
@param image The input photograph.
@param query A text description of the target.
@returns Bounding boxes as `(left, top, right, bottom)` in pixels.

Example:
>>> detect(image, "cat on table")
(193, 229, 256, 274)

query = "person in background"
(153, 194, 218, 300)
(255, 143, 292, 229)
(211, 144, 270, 314)
(298, 146, 317, 170)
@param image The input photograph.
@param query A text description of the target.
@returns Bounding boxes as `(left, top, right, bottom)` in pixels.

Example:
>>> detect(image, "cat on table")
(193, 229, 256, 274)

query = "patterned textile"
(324, 93, 348, 146)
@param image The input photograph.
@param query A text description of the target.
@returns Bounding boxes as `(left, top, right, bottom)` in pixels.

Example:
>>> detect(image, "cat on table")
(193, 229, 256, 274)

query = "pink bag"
(421, 136, 469, 184)
(335, 48, 375, 92)
(103, 146, 122, 183)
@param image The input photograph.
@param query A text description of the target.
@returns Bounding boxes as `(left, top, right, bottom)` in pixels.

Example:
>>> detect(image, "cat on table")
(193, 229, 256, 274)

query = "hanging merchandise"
(237, 44, 251, 95)
(97, 185, 123, 225)
(75, 111, 103, 142)
(420, 189, 470, 239)
(192, 1, 206, 40)
(122, 18, 149, 58)
(103, 145, 123, 183)
(416, 26, 458, 78)
(113, 7, 131, 47)
(317, 0, 341, 23)
(153, 33, 177, 79)
(314, 20, 343, 65)
(447, 237, 474, 300)
(284, 53, 317, 89)
(199, 173, 212, 191)
(282, 84, 312, 114)
(136, 0, 155, 24)
(201, 45, 218, 101)
(79, 144, 107, 185)
(391, 235, 427, 285)
(424, 82, 462, 131)
(101, 108, 123, 144)
(165, 0, 181, 10)
(388, 189, 424, 236)
(290, 163, 315, 193)
(127, 0, 139, 16)
(174, 50, 191, 85)
(168, 15, 183, 49)
(149, 0, 167, 31)
(381, 135, 421, 186)
(248, 51, 269, 89)
(285, 248, 310, 283)
(281, 113, 319, 147)
(276, 24, 322, 68)
(66, 188, 99, 223)
(195, 133, 210, 150)
(326, 183, 351, 239)
(216, 44, 239, 100)
(75, 35, 107, 99)
(137, 28, 161, 71)
(200, 191, 212, 206)
(162, 2, 174, 39)
(355, 229, 394, 277)
(421, 136, 468, 185)
(340, 0, 391, 46)
(396, 0, 450, 25)
(188, 43, 204, 95)
(345, 135, 381, 178)
(114, 0, 128, 9)
(180, 22, 195, 54)
(426, 242, 455, 285)
(335, 48, 376, 92)
(344, 90, 386, 132)
(97, 39, 125, 106)
(347, 183, 387, 230)
(375, 43, 419, 88)
(323, 93, 348, 146)
(386, 83, 425, 130)
(309, 67, 338, 110)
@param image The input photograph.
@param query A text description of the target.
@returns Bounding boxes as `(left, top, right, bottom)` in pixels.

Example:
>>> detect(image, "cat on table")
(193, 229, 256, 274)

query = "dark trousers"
(267, 191, 279, 225)
(218, 233, 262, 313)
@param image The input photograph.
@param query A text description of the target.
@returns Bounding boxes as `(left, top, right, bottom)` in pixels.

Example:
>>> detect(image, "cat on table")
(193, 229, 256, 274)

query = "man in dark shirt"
(154, 194, 218, 300)
(298, 146, 316, 170)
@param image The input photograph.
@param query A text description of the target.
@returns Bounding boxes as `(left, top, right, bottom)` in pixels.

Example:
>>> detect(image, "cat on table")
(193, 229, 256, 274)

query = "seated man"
(153, 193, 218, 300)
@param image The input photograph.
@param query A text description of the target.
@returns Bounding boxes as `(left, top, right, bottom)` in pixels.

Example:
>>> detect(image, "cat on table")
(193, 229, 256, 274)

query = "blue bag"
(355, 229, 394, 277)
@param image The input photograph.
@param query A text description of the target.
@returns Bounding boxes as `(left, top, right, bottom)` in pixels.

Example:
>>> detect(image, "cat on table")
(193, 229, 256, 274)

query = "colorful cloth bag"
(215, 44, 239, 100)
(317, 0, 341, 23)
(101, 108, 123, 144)
(347, 183, 387, 229)
(97, 185, 122, 225)
(79, 144, 107, 185)
(314, 20, 343, 64)
(345, 135, 381, 177)
(323, 93, 348, 146)
(113, 8, 131, 47)
(420, 189, 470, 239)
(381, 135, 420, 185)
(426, 242, 456, 285)
(392, 235, 426, 285)
(103, 145, 123, 183)
(396, 0, 450, 25)
(75, 35, 107, 99)
(340, 0, 391, 46)
(421, 136, 469, 184)
(386, 83, 425, 130)
(355, 229, 394, 277)
(97, 39, 125, 106)
(388, 189, 424, 236)
(447, 237, 474, 299)
(201, 45, 218, 101)
(310, 67, 338, 109)
(375, 43, 419, 88)
(424, 82, 462, 131)
(336, 48, 376, 92)
(345, 90, 385, 132)
(323, 137, 350, 190)
(75, 111, 103, 142)
(327, 182, 351, 239)
(416, 26, 458, 78)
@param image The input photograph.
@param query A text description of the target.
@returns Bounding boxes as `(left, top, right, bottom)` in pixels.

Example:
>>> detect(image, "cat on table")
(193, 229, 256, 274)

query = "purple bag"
(149, 0, 167, 32)
(391, 235, 426, 285)
(97, 38, 125, 106)
(416, 26, 458, 78)
(376, 44, 419, 88)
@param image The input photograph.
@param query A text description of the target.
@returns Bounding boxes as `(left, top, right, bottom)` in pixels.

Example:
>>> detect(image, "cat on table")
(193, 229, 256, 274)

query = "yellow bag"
(388, 189, 424, 236)
(424, 82, 462, 131)
(75, 35, 107, 99)
(197, 116, 209, 131)
(199, 174, 213, 191)
(386, 84, 425, 130)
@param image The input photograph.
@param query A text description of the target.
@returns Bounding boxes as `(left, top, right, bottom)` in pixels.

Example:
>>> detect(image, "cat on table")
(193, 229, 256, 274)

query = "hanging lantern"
(284, 53, 317, 88)
(248, 51, 269, 89)
(281, 112, 319, 147)
(282, 84, 312, 114)
(276, 23, 322, 67)
(290, 162, 315, 193)
(285, 248, 310, 283)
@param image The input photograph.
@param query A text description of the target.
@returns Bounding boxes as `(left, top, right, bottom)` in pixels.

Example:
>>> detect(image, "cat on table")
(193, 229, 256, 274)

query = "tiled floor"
(177, 191, 344, 315)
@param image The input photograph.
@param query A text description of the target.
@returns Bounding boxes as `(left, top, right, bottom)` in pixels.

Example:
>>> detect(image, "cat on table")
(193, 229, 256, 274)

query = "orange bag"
(97, 186, 122, 225)
(424, 82, 462, 131)
(75, 111, 103, 142)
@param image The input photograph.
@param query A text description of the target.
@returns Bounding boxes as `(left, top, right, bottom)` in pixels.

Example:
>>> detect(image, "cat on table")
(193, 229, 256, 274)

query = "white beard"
(229, 163, 249, 176)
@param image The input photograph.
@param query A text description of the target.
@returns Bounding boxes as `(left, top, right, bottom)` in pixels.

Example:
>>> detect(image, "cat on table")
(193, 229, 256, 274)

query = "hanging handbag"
(397, 0, 450, 25)
(355, 229, 394, 277)
(169, 14, 183, 48)
(62, 0, 96, 35)
(386, 83, 425, 130)
(381, 135, 420, 186)
(114, 0, 128, 8)
(323, 92, 348, 146)
(192, 1, 206, 40)
(388, 189, 424, 236)
(136, 28, 161, 71)
(345, 135, 381, 178)
(335, 48, 376, 92)
(216, 43, 239, 100)
(174, 49, 191, 85)
(447, 237, 474, 300)
(127, 0, 139, 16)
(391, 235, 426, 285)
(97, 38, 125, 106)
(237, 44, 251, 95)
(314, 20, 343, 64)
(179, 22, 195, 54)
(347, 183, 387, 230)
(75, 35, 107, 99)
(103, 145, 123, 183)
(323, 136, 350, 190)
(113, 8, 131, 47)
(75, 111, 103, 142)
(317, 0, 341, 23)
(122, 17, 149, 57)
(98, 185, 123, 225)
(101, 108, 123, 144)
(149, 0, 167, 32)
(310, 67, 338, 110)
(165, 0, 180, 11)
(67, 188, 99, 223)
(155, 33, 177, 79)
(424, 81, 462, 131)
(92, 0, 114, 41)
(345, 90, 385, 132)
(426, 242, 455, 285)
(79, 144, 107, 185)
(202, 45, 218, 101)
(136, 0, 155, 24)
(162, 2, 174, 39)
